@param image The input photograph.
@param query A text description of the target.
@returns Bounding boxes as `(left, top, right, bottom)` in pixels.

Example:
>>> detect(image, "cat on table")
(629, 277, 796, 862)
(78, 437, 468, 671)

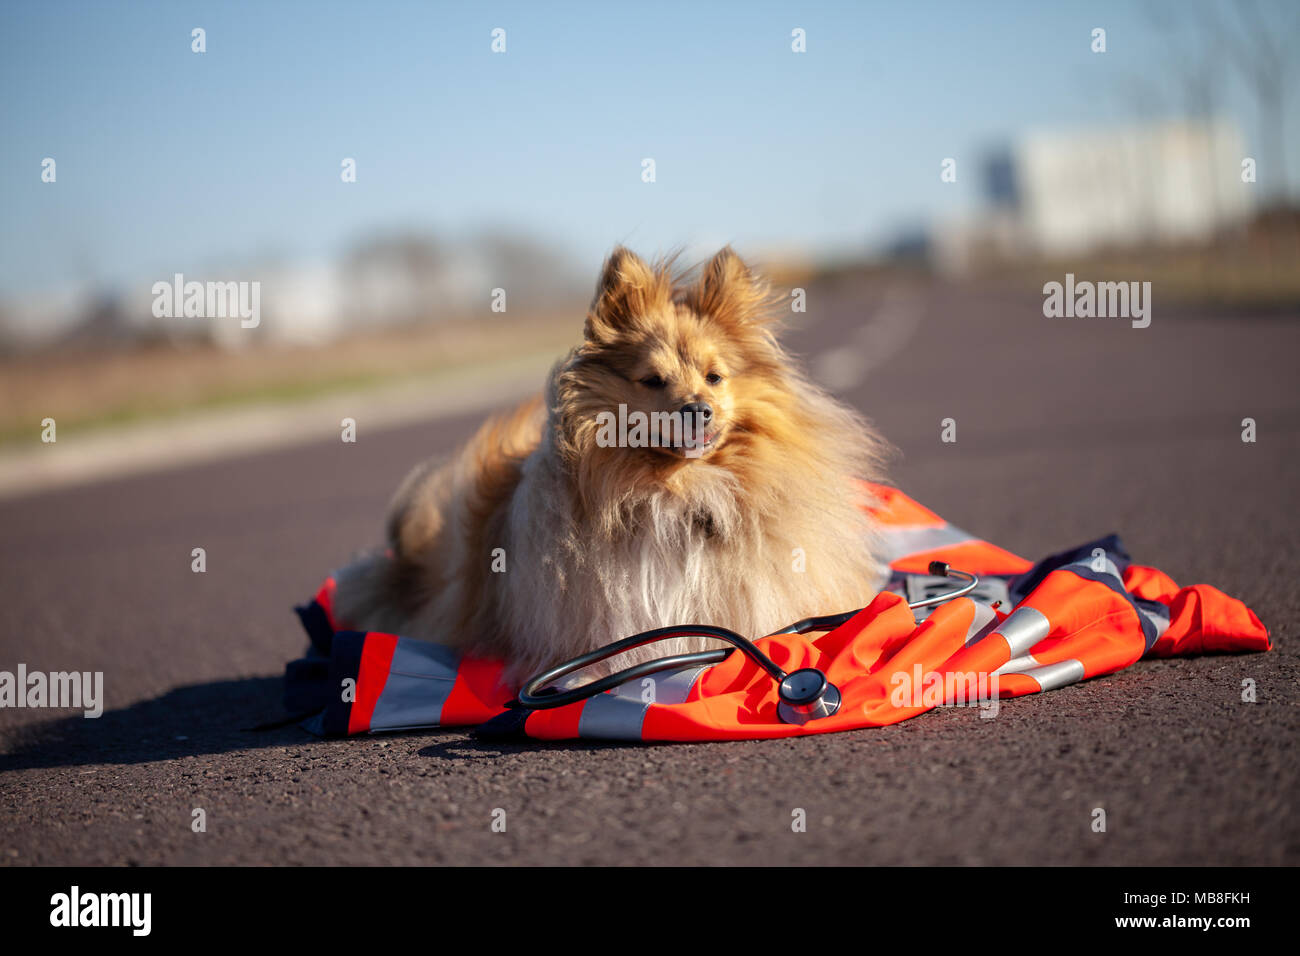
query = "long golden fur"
(332, 246, 889, 682)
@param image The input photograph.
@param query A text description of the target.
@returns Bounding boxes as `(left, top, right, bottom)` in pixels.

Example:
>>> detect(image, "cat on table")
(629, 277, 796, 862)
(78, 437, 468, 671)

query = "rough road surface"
(2, 277, 1296, 865)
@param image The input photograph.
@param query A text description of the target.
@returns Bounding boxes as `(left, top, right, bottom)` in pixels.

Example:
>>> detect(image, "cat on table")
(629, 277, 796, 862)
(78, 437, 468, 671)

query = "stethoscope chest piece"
(777, 668, 841, 725)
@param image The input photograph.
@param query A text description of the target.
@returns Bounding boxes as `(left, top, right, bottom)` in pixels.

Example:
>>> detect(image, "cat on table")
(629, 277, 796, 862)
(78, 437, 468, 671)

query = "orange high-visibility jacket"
(284, 486, 1269, 741)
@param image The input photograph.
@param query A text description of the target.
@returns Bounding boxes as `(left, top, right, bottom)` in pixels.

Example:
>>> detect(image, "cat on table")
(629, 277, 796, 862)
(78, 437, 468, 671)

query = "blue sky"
(1, 0, 1295, 297)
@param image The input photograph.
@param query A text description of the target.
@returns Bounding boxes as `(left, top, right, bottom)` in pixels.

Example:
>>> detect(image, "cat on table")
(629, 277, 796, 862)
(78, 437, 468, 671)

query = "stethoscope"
(516, 561, 979, 725)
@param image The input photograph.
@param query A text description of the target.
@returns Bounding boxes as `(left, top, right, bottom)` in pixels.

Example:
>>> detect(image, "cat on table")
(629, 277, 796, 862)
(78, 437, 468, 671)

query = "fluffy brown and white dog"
(332, 246, 889, 683)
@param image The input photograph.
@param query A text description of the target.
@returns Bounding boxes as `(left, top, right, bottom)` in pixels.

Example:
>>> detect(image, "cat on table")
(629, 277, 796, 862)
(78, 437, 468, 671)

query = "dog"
(331, 246, 889, 683)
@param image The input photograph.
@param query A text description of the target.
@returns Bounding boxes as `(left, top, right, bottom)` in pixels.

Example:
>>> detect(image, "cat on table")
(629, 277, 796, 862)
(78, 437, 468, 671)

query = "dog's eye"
(640, 375, 667, 389)
(705, 372, 724, 385)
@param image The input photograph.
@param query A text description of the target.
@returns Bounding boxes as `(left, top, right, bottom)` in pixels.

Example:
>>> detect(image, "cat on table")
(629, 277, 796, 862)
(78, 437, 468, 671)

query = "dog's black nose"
(680, 402, 712, 424)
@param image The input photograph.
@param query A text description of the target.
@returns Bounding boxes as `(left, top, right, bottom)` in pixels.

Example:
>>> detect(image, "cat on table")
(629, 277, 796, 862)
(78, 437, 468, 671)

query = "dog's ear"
(585, 246, 673, 343)
(687, 246, 774, 327)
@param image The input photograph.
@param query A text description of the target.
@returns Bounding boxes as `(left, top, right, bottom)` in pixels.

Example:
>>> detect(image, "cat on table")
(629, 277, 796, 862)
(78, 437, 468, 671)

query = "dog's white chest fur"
(495, 449, 873, 680)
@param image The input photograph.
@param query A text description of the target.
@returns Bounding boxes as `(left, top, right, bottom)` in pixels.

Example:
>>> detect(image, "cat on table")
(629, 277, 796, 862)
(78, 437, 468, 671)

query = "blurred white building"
(930, 118, 1256, 272)
(1017, 119, 1253, 255)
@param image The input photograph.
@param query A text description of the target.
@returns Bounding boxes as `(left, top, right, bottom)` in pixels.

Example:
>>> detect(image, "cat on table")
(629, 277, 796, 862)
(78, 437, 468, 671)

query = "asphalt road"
(1, 275, 1297, 866)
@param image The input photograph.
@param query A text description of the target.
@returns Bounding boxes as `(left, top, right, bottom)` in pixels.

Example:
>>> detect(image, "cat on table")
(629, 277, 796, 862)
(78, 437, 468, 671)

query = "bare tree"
(1209, 0, 1297, 204)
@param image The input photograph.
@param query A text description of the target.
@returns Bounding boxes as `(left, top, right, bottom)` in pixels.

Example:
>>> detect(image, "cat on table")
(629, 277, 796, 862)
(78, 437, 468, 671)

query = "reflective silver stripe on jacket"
(878, 523, 974, 563)
(993, 652, 1086, 690)
(993, 653, 1040, 675)
(1009, 659, 1086, 691)
(1138, 603, 1171, 643)
(368, 637, 460, 731)
(965, 602, 1001, 646)
(993, 606, 1051, 657)
(578, 664, 709, 739)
